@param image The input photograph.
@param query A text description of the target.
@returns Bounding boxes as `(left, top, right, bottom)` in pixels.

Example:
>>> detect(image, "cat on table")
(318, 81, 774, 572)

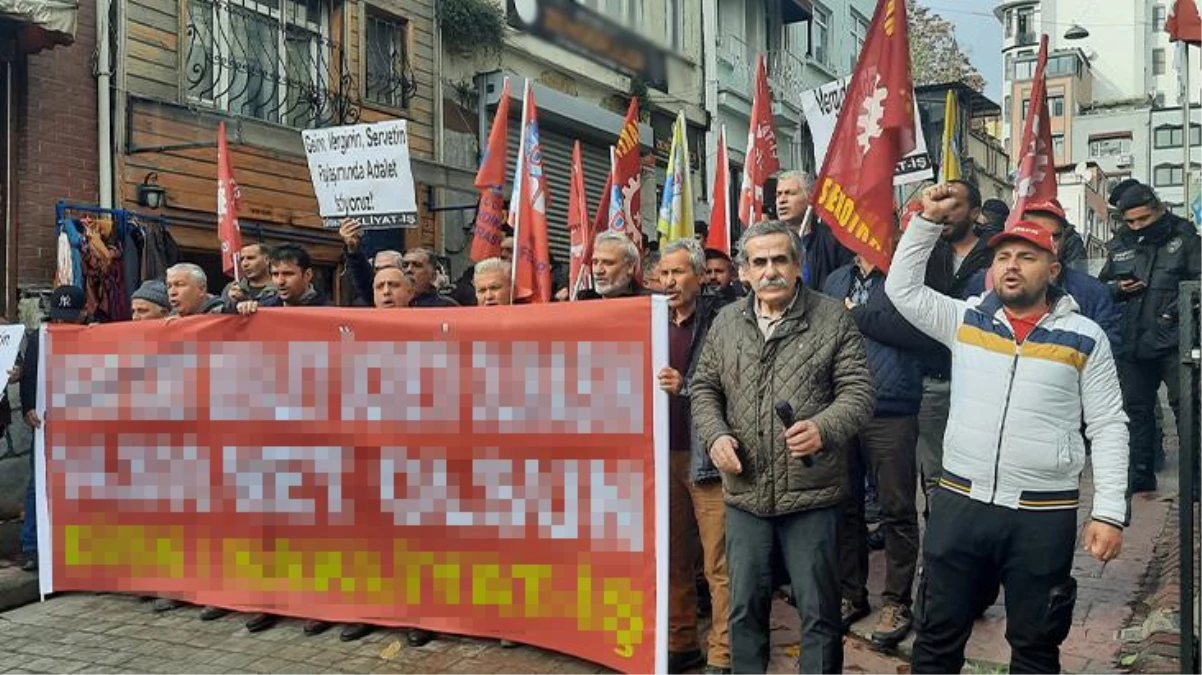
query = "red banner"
(217, 121, 243, 280)
(35, 301, 668, 673)
(1006, 35, 1057, 228)
(737, 53, 780, 227)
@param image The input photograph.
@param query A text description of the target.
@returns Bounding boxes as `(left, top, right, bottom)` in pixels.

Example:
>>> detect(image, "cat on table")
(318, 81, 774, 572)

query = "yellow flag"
(940, 89, 961, 182)
(656, 112, 694, 242)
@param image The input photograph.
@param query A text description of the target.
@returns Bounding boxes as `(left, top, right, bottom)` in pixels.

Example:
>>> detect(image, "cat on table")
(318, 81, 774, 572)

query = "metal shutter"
(505, 123, 613, 262)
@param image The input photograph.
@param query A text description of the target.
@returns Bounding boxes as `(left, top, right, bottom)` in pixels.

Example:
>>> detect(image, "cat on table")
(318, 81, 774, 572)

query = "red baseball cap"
(1022, 198, 1067, 223)
(988, 219, 1058, 255)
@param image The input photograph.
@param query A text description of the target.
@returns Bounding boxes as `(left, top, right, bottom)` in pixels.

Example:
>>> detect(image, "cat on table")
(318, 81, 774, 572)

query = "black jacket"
(795, 220, 855, 292)
(920, 235, 994, 378)
(679, 292, 739, 484)
(20, 330, 37, 417)
(823, 265, 931, 417)
(575, 281, 648, 301)
(411, 291, 459, 308)
(257, 287, 333, 308)
(1099, 212, 1201, 360)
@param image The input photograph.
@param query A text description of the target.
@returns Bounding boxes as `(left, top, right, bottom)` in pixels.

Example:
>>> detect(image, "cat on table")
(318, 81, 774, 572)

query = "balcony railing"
(768, 48, 807, 108)
(184, 0, 361, 129)
(716, 32, 752, 99)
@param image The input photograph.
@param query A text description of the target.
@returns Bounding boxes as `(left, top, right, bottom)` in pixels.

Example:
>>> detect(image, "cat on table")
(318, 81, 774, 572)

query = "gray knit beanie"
(131, 280, 171, 310)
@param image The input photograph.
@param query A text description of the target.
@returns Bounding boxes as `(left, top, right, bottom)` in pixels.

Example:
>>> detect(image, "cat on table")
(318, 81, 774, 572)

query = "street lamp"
(1064, 24, 1090, 40)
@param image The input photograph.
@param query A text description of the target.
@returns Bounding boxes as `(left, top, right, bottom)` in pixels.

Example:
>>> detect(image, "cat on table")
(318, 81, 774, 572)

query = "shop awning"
(0, 0, 78, 53)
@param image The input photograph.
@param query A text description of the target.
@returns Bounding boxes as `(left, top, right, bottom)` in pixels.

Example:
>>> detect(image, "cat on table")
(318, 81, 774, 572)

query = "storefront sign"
(302, 120, 418, 230)
(507, 0, 669, 91)
(35, 299, 669, 674)
(803, 76, 933, 186)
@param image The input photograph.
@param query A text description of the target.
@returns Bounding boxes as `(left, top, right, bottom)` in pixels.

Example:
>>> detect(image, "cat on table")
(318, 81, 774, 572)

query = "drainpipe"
(433, 0, 446, 256)
(96, 0, 113, 208)
(702, 0, 718, 188)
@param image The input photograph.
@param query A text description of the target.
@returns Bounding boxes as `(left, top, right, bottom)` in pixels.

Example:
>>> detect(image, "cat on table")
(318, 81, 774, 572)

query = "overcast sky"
(919, 0, 1004, 103)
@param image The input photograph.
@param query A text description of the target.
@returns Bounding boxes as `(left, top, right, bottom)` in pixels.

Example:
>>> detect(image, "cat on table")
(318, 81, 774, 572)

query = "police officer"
(1100, 182, 1201, 493)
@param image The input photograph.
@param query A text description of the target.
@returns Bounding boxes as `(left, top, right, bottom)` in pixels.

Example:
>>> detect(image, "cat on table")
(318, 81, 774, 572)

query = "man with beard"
(912, 180, 993, 510)
(577, 231, 644, 300)
(774, 170, 853, 292)
(222, 243, 277, 306)
(401, 248, 458, 307)
(236, 244, 331, 313)
(887, 183, 1128, 674)
(1100, 182, 1201, 494)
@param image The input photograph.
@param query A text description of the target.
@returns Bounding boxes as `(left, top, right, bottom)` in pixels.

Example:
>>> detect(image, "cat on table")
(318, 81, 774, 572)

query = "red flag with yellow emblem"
(811, 0, 916, 272)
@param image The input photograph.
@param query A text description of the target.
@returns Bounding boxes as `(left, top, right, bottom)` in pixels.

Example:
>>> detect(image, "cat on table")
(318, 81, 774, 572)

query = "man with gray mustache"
(691, 220, 875, 673)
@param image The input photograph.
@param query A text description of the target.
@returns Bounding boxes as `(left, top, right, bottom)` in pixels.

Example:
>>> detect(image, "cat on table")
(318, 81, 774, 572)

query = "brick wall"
(15, 0, 99, 289)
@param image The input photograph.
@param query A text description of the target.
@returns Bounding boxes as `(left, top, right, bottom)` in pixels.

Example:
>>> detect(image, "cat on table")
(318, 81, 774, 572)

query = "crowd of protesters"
(8, 168, 1200, 674)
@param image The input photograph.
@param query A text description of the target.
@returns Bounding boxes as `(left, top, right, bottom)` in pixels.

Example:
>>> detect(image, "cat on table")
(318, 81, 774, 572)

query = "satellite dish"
(1074, 162, 1093, 182)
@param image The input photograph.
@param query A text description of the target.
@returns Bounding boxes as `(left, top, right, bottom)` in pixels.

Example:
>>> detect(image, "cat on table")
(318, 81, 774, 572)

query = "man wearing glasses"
(1100, 182, 1200, 494)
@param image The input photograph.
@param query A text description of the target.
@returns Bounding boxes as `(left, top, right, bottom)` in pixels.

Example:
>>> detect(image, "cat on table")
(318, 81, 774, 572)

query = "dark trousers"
(1117, 353, 1185, 484)
(912, 489, 1078, 674)
(838, 415, 920, 607)
(21, 447, 35, 554)
(726, 504, 841, 674)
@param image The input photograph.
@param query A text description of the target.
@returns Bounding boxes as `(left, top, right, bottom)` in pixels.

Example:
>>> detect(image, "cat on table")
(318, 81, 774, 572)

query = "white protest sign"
(0, 325, 24, 381)
(302, 120, 418, 230)
(802, 76, 933, 186)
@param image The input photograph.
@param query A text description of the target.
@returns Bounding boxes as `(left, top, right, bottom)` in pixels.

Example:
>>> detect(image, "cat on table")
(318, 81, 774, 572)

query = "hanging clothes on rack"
(135, 216, 178, 282)
(53, 217, 85, 288)
(122, 219, 142, 303)
(81, 217, 120, 322)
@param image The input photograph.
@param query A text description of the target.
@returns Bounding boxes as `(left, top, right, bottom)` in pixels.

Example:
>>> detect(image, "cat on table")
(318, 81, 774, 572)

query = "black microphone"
(774, 401, 813, 467)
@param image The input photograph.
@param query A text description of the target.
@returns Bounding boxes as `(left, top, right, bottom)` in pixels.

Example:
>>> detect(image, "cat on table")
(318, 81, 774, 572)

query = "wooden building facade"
(115, 0, 449, 292)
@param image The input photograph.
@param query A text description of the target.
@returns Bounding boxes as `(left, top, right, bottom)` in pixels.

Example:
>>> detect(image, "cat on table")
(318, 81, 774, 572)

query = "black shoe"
(198, 606, 231, 621)
(703, 666, 732, 674)
(245, 613, 279, 633)
(667, 649, 704, 674)
(407, 629, 434, 647)
(1130, 474, 1158, 494)
(152, 598, 184, 613)
(841, 598, 870, 633)
(866, 528, 885, 551)
(499, 639, 519, 648)
(870, 603, 913, 648)
(341, 623, 373, 642)
(302, 620, 333, 636)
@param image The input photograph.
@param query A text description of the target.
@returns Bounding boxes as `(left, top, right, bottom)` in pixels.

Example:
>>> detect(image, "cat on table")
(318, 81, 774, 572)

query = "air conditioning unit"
(1116, 154, 1134, 167)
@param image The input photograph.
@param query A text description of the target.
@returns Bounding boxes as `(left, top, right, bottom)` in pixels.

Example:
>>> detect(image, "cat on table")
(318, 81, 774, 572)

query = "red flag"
(811, 0, 916, 272)
(1166, 0, 1202, 44)
(1006, 35, 1057, 228)
(471, 78, 512, 261)
(568, 141, 590, 300)
(509, 82, 553, 303)
(706, 126, 731, 255)
(216, 121, 243, 280)
(591, 98, 642, 251)
(738, 53, 781, 227)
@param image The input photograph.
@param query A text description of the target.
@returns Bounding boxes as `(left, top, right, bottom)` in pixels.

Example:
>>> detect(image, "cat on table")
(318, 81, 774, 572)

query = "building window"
(1153, 48, 1166, 75)
(1155, 163, 1185, 186)
(579, 0, 638, 26)
(849, 10, 868, 71)
(1048, 95, 1065, 117)
(1088, 135, 1132, 157)
(1052, 133, 1065, 158)
(1003, 95, 1011, 118)
(666, 0, 683, 50)
(810, 3, 831, 67)
(1016, 7, 1035, 43)
(1021, 97, 1030, 118)
(365, 10, 412, 110)
(1155, 124, 1180, 148)
(185, 0, 339, 129)
(1014, 59, 1036, 81)
(1004, 9, 1013, 38)
(1154, 4, 1167, 29)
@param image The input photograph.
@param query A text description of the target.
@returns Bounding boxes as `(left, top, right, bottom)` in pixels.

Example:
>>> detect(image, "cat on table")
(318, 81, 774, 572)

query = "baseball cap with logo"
(1022, 198, 1067, 223)
(48, 285, 85, 321)
(988, 220, 1058, 256)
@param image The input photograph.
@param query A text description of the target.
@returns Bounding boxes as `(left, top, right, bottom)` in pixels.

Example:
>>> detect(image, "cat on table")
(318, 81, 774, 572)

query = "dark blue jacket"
(823, 265, 927, 417)
(964, 267, 1122, 348)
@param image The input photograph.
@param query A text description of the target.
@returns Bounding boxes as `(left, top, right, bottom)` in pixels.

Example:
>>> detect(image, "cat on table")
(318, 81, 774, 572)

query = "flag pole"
(509, 80, 531, 305)
(1183, 43, 1194, 227)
